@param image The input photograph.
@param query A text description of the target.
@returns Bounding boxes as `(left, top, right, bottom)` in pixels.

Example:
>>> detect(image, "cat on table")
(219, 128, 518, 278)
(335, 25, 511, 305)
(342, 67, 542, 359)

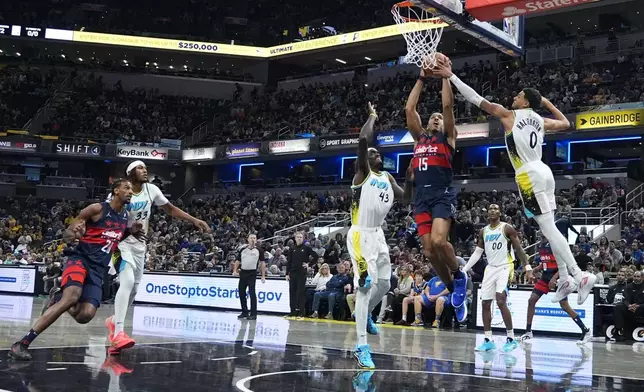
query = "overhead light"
(153, 62, 158, 66)
(183, 64, 188, 69)
(364, 56, 372, 60)
(335, 58, 346, 64)
(145, 61, 149, 66)
(78, 57, 83, 62)
(169, 65, 174, 69)
(0, 49, 3, 53)
(364, 84, 368, 87)
(122, 59, 128, 63)
(15, 52, 21, 56)
(60, 54, 65, 58)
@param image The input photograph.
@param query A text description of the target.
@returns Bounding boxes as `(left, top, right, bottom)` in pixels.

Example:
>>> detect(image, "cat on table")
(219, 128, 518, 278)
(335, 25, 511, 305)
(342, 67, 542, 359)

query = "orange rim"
(392, 1, 441, 23)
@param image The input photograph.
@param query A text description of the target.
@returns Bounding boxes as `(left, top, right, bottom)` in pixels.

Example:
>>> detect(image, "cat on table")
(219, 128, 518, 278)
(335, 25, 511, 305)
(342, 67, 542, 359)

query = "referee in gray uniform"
(233, 233, 266, 320)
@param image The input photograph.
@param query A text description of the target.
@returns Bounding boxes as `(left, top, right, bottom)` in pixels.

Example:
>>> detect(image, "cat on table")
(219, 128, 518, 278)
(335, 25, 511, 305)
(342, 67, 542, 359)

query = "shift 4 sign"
(576, 109, 644, 130)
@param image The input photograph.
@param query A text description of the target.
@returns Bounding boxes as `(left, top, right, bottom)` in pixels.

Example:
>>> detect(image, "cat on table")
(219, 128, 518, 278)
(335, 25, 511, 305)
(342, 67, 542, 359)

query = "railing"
(626, 183, 644, 209)
(587, 206, 620, 242)
(497, 70, 506, 87)
(188, 121, 208, 147)
(267, 213, 351, 244)
(481, 81, 491, 97)
(556, 210, 589, 226)
(23, 74, 71, 131)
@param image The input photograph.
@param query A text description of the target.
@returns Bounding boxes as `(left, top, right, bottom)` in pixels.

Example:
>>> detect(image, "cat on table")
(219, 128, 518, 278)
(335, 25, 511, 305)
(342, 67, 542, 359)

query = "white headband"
(126, 160, 146, 175)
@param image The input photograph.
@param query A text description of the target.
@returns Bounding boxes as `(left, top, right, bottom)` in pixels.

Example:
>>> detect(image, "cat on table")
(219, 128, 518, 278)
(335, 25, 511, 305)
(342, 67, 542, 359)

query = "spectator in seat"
(587, 263, 605, 285)
(608, 241, 624, 266)
(612, 271, 644, 341)
(396, 273, 427, 326)
(310, 263, 351, 320)
(573, 245, 593, 272)
(391, 265, 413, 321)
(607, 269, 628, 304)
(306, 263, 333, 314)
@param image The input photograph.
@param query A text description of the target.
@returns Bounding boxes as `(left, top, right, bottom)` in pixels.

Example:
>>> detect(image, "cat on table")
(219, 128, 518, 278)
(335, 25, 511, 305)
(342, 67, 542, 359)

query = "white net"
(391, 1, 445, 69)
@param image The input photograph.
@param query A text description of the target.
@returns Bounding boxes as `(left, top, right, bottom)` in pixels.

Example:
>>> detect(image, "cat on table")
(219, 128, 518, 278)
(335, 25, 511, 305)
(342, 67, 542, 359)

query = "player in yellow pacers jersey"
(348, 102, 413, 369)
(430, 54, 596, 306)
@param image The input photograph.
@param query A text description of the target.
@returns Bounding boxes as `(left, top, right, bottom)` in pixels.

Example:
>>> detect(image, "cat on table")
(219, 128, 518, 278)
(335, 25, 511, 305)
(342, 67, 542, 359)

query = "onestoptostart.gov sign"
(135, 274, 291, 313)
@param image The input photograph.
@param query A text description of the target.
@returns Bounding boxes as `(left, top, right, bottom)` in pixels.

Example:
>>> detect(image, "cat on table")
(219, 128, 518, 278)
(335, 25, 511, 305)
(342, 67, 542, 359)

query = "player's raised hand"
(367, 102, 378, 119)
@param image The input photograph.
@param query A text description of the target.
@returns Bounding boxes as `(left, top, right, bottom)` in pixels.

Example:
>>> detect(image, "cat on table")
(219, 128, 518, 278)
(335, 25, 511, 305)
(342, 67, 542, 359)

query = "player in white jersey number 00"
(429, 54, 596, 306)
(105, 160, 210, 354)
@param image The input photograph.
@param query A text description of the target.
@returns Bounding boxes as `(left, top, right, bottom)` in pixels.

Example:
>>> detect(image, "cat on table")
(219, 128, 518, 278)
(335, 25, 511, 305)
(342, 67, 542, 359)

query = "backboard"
(412, 0, 525, 56)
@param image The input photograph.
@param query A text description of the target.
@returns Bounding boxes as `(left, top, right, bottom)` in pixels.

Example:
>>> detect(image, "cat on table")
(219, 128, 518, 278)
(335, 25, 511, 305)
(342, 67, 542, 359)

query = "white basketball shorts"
(480, 263, 514, 301)
(346, 226, 392, 288)
(515, 161, 556, 218)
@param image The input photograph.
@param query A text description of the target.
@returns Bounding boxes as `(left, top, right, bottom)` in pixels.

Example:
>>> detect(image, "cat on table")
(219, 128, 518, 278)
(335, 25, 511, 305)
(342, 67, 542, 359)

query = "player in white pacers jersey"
(348, 103, 412, 369)
(431, 54, 596, 305)
(463, 204, 528, 353)
(105, 160, 210, 354)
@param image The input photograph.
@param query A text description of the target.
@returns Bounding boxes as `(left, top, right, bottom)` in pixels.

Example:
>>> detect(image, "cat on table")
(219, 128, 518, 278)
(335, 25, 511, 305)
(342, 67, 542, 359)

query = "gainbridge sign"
(465, 0, 602, 21)
(575, 108, 644, 130)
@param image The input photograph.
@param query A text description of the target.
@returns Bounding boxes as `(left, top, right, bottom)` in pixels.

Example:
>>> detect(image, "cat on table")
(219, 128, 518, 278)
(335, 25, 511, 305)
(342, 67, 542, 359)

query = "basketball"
(430, 52, 450, 69)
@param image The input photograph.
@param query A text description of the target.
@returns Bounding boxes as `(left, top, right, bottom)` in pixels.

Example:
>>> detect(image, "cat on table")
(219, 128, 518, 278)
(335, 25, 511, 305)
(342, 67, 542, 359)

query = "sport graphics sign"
(226, 143, 261, 158)
(319, 135, 361, 150)
(182, 147, 216, 161)
(54, 142, 103, 156)
(465, 0, 602, 21)
(268, 139, 311, 155)
(135, 274, 290, 313)
(0, 140, 38, 152)
(0, 267, 36, 294)
(576, 108, 644, 130)
(117, 146, 168, 160)
(475, 286, 594, 334)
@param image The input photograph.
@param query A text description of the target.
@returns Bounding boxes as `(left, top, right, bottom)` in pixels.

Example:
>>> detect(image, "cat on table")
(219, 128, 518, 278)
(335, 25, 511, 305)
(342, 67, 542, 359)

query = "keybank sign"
(136, 274, 290, 313)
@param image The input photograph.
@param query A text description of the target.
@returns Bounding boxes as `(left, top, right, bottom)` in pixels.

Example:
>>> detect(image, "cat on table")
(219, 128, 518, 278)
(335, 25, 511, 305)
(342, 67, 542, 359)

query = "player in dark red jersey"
(404, 56, 468, 323)
(520, 237, 591, 345)
(8, 179, 141, 361)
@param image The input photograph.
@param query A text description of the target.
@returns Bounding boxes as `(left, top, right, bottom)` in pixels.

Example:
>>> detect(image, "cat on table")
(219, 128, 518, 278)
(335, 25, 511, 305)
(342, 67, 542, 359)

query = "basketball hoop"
(391, 1, 445, 69)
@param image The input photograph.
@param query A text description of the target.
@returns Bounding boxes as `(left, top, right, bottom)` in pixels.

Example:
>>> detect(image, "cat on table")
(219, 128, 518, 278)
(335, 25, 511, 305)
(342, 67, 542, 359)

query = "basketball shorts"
(60, 255, 106, 308)
(118, 241, 147, 284)
(421, 293, 451, 308)
(515, 162, 556, 218)
(533, 271, 558, 297)
(347, 226, 392, 288)
(480, 263, 514, 301)
(414, 186, 457, 237)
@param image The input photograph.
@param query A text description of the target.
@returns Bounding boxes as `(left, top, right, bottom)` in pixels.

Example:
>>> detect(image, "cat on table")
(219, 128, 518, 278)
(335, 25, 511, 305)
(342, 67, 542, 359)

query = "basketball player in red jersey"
(8, 179, 142, 360)
(404, 58, 468, 323)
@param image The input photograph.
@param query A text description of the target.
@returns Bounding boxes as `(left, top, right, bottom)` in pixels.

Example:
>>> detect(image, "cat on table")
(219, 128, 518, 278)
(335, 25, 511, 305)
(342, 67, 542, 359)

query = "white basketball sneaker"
(552, 276, 576, 303)
(577, 272, 598, 305)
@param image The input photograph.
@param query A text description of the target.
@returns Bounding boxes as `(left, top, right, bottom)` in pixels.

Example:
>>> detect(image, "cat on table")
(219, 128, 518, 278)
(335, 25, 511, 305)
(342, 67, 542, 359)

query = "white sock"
(484, 330, 493, 341)
(113, 262, 136, 335)
(534, 212, 582, 283)
(507, 330, 514, 340)
(355, 287, 371, 346)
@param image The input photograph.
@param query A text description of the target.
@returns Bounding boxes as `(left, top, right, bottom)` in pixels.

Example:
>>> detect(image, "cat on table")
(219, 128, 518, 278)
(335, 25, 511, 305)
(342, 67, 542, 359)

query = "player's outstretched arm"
(62, 203, 103, 242)
(541, 97, 571, 131)
(404, 69, 427, 141)
(462, 231, 485, 273)
(441, 78, 457, 148)
(505, 224, 529, 266)
(387, 172, 407, 204)
(354, 102, 377, 186)
(432, 58, 512, 120)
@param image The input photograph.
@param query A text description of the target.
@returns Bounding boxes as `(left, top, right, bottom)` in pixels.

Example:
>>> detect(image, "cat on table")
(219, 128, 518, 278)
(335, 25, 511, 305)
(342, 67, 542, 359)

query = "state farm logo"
(501, 0, 600, 17)
(0, 141, 37, 150)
